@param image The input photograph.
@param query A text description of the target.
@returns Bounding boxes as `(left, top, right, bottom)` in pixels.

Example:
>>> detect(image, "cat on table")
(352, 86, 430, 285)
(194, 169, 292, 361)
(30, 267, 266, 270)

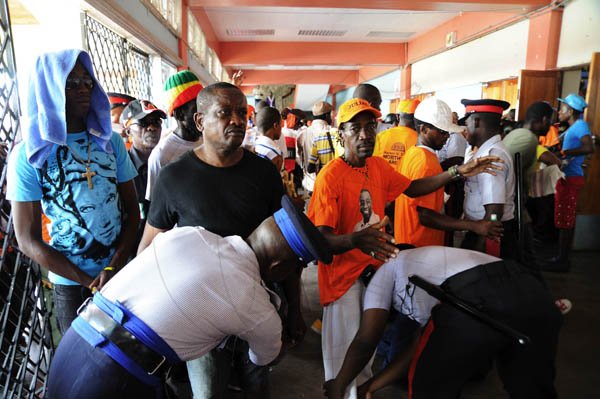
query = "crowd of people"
(3, 48, 594, 398)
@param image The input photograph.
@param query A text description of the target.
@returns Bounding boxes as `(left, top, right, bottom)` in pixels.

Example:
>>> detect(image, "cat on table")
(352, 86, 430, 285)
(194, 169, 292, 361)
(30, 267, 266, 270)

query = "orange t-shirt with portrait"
(373, 126, 418, 170)
(308, 156, 411, 306)
(395, 146, 445, 247)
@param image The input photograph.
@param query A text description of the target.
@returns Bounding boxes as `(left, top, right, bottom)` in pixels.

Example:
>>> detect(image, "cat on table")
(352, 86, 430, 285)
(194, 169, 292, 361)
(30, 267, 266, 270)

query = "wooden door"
(578, 52, 600, 215)
(482, 78, 519, 109)
(517, 70, 560, 121)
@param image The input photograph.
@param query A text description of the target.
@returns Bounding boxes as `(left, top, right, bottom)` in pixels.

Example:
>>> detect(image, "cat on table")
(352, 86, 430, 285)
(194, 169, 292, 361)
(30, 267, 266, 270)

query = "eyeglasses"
(66, 77, 94, 90)
(342, 122, 378, 137)
(131, 118, 163, 128)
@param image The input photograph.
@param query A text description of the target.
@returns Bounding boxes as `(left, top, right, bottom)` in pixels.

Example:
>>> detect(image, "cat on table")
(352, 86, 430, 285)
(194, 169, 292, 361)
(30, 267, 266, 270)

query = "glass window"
(148, 0, 181, 34)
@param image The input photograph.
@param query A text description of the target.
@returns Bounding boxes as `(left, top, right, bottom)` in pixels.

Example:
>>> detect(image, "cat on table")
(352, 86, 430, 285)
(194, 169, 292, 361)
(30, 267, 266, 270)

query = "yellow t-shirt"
(373, 126, 418, 170)
(394, 146, 445, 247)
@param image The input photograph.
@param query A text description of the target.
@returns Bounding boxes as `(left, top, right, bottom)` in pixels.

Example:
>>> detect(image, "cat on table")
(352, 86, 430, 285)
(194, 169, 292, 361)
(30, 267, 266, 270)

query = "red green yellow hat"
(164, 70, 203, 116)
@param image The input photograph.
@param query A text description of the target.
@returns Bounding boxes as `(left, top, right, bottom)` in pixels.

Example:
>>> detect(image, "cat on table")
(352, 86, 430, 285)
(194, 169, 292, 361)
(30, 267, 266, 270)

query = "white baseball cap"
(414, 97, 462, 133)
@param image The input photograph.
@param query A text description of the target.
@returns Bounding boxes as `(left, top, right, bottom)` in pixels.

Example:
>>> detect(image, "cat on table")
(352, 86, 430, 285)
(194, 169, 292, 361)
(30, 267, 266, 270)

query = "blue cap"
(558, 94, 587, 112)
(273, 195, 333, 264)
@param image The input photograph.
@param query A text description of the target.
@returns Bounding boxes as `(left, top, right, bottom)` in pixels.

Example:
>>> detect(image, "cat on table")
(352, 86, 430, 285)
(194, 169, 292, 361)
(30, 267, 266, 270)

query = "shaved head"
(353, 84, 382, 110)
(196, 82, 244, 113)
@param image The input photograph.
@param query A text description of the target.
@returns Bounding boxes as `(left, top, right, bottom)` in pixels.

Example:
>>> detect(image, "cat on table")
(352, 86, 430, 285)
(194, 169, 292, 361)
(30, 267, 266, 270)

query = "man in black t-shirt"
(137, 82, 289, 399)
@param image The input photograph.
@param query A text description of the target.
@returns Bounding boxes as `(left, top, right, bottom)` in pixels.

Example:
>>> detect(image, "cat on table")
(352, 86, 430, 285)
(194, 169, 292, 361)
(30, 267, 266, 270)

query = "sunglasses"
(66, 77, 94, 90)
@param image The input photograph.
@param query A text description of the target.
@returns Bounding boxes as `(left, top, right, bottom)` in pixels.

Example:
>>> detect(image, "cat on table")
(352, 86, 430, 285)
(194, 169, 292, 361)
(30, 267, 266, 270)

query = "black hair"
(256, 107, 281, 134)
(571, 108, 583, 119)
(383, 113, 398, 125)
(313, 112, 332, 125)
(398, 112, 414, 121)
(353, 83, 379, 99)
(525, 102, 553, 123)
(471, 112, 502, 134)
(196, 82, 242, 113)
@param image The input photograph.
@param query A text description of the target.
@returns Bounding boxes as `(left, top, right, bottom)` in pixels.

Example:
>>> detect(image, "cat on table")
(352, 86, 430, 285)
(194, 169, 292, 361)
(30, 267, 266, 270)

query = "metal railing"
(83, 13, 152, 100)
(1, 1, 55, 398)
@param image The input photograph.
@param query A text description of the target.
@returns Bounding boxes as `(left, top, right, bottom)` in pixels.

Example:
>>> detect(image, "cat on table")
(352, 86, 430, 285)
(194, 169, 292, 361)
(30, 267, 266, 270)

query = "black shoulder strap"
(325, 129, 335, 154)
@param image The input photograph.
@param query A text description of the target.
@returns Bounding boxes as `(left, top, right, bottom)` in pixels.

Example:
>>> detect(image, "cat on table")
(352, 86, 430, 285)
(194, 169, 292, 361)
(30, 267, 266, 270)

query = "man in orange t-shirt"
(395, 97, 502, 247)
(308, 98, 505, 398)
(373, 99, 419, 169)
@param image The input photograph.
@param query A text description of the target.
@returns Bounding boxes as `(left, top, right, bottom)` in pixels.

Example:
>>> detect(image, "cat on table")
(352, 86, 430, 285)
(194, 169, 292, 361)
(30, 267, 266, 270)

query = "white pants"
(322, 281, 373, 399)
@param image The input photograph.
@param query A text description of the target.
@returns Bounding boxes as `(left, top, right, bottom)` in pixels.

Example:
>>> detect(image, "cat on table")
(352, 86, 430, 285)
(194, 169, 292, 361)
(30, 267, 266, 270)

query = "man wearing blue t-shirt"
(542, 94, 593, 271)
(6, 49, 139, 334)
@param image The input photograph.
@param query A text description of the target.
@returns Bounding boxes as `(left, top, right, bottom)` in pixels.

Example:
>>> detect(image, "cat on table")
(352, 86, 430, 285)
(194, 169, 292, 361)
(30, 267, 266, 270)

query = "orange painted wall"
(407, 11, 520, 64)
(240, 69, 358, 85)
(219, 42, 406, 66)
(526, 9, 562, 70)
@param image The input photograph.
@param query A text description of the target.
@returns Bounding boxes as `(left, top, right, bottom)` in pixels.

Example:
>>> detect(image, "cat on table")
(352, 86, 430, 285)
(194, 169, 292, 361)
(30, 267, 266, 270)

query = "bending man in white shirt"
(47, 195, 332, 399)
(324, 246, 562, 399)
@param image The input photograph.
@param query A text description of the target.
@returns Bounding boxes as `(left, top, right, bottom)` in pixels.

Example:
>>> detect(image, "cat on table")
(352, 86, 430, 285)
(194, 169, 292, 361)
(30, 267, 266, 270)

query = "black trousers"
(410, 260, 562, 399)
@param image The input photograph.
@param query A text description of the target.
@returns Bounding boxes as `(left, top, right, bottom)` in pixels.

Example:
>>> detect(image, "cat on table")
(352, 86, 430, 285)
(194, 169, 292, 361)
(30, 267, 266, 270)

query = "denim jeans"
(187, 338, 270, 399)
(52, 284, 92, 335)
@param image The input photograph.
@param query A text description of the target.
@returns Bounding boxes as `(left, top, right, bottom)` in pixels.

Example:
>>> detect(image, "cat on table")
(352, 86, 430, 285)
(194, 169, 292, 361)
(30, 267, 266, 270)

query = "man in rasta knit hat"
(145, 70, 203, 201)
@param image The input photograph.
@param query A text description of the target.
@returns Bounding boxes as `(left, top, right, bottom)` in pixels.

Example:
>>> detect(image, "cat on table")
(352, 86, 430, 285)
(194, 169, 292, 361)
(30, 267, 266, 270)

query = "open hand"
(458, 155, 504, 177)
(232, 70, 244, 86)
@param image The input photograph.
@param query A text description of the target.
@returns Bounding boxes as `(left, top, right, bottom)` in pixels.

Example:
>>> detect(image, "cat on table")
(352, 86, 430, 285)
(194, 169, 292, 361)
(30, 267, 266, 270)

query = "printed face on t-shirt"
(359, 189, 373, 222)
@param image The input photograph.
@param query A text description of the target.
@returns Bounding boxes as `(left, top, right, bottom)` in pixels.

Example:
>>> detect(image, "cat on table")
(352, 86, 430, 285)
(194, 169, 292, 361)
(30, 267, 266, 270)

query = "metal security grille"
(1, 1, 55, 398)
(83, 13, 151, 100)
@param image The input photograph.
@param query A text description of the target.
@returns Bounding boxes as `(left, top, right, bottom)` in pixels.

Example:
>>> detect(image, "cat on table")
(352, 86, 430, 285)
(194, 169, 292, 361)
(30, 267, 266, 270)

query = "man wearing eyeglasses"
(120, 99, 166, 246)
(308, 97, 505, 398)
(7, 49, 139, 335)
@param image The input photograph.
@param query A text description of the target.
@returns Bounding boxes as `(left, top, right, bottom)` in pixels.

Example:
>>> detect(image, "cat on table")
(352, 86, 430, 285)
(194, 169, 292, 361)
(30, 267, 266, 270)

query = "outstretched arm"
(417, 207, 503, 239)
(404, 155, 503, 198)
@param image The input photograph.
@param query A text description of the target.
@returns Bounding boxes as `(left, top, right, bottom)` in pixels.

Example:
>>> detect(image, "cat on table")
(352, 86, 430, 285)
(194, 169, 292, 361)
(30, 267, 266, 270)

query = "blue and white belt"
(72, 292, 181, 387)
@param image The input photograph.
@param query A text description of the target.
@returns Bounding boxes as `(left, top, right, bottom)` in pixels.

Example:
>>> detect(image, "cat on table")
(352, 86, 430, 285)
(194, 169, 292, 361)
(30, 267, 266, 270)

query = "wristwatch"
(448, 165, 463, 180)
